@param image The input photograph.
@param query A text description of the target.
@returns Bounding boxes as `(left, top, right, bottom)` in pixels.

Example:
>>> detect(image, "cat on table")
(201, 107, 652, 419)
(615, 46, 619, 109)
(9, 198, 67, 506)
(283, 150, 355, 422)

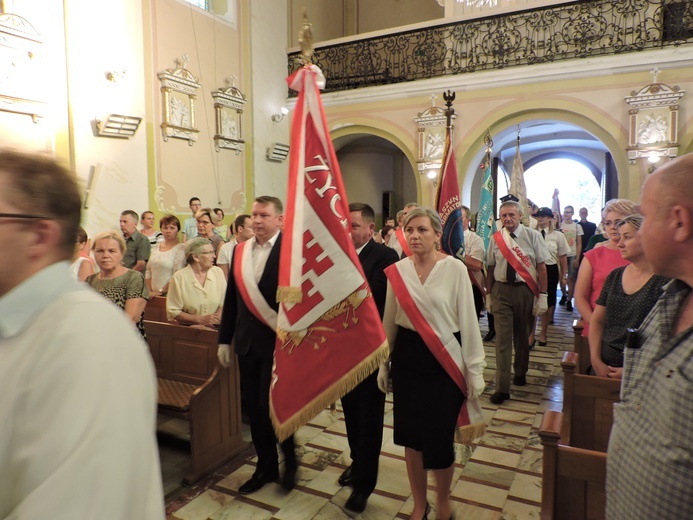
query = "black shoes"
(338, 465, 353, 487)
(513, 375, 527, 386)
(344, 490, 369, 513)
(281, 464, 297, 491)
(238, 470, 278, 494)
(490, 392, 510, 404)
(537, 340, 548, 347)
(566, 301, 573, 312)
(559, 295, 567, 306)
(483, 330, 496, 342)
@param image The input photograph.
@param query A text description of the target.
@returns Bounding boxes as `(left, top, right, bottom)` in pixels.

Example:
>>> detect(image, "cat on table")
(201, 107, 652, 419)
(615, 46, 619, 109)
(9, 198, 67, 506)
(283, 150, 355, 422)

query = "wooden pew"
(144, 295, 169, 323)
(145, 320, 247, 483)
(572, 319, 590, 375)
(540, 411, 607, 520)
(561, 352, 620, 452)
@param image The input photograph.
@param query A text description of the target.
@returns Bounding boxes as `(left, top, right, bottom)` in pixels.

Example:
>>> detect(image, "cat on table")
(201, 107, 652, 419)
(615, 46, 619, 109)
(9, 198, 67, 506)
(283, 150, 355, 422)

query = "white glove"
(217, 343, 232, 368)
(485, 294, 493, 314)
(376, 363, 391, 394)
(469, 376, 485, 399)
(533, 293, 548, 316)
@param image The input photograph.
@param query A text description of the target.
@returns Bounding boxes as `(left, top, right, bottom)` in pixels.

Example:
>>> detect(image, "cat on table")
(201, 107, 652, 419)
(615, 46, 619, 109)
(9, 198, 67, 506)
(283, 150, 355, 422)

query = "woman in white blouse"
(379, 208, 486, 520)
(145, 214, 185, 297)
(166, 237, 227, 328)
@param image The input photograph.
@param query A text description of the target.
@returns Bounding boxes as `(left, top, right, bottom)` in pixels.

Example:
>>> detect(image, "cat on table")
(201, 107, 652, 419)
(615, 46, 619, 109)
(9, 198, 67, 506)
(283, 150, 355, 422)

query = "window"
(178, 0, 236, 27)
(183, 0, 208, 9)
(523, 158, 602, 221)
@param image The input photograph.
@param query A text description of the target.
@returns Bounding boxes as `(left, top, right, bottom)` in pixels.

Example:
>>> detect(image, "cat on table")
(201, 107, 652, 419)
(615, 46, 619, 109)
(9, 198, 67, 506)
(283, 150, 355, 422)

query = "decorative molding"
(414, 94, 454, 175)
(0, 12, 43, 123)
(157, 55, 201, 145)
(212, 76, 246, 153)
(625, 68, 685, 164)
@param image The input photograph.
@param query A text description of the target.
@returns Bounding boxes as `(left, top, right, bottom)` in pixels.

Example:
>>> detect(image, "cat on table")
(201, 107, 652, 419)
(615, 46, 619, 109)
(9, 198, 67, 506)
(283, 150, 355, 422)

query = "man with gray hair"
(388, 202, 420, 258)
(606, 153, 693, 519)
(486, 199, 549, 404)
(0, 150, 164, 519)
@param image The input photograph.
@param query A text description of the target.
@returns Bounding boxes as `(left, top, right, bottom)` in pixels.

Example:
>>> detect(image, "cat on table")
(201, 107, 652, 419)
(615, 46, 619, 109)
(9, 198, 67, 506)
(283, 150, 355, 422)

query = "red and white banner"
(270, 64, 389, 440)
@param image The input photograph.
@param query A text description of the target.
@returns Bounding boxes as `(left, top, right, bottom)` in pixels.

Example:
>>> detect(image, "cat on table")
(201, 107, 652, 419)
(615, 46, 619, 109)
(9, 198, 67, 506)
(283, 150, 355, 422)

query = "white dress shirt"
(0, 262, 164, 520)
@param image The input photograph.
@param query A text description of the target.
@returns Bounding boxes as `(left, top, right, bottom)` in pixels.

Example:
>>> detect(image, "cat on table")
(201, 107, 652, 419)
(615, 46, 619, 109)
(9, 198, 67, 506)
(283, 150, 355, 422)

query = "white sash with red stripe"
(233, 239, 278, 330)
(493, 228, 540, 297)
(385, 261, 484, 435)
(395, 228, 412, 257)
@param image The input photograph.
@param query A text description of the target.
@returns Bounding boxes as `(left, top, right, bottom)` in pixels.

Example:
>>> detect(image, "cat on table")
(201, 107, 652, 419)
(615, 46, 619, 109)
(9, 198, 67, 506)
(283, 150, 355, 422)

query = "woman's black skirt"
(391, 326, 465, 469)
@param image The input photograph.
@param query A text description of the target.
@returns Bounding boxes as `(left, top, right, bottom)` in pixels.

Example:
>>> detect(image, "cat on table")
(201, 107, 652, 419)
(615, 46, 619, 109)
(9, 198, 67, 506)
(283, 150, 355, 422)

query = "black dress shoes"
(490, 391, 510, 404)
(483, 330, 496, 342)
(338, 465, 353, 487)
(238, 471, 278, 494)
(281, 464, 297, 491)
(513, 375, 527, 386)
(344, 490, 369, 513)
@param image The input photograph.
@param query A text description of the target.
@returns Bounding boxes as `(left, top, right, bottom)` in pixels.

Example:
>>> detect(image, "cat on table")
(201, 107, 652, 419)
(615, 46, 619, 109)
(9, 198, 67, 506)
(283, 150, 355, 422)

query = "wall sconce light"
(271, 106, 289, 123)
(267, 142, 290, 162)
(95, 114, 142, 138)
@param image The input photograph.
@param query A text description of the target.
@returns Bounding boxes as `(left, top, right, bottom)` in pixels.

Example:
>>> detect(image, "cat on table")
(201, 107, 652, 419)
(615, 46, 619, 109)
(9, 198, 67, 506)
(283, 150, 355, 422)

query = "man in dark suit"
(339, 203, 399, 513)
(217, 196, 297, 495)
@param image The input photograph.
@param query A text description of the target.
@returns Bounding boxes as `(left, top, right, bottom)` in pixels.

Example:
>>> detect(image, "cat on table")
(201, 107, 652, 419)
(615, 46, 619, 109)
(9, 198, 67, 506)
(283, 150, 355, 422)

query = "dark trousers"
(492, 282, 534, 393)
(238, 350, 296, 476)
(472, 285, 484, 320)
(340, 371, 385, 495)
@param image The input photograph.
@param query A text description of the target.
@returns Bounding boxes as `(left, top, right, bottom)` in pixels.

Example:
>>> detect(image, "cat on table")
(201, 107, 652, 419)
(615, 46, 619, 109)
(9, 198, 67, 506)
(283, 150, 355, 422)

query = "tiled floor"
(163, 308, 576, 520)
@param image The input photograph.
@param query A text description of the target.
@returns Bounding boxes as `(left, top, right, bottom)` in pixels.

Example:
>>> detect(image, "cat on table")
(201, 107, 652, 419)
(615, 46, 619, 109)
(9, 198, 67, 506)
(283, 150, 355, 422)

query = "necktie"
(541, 229, 546, 239)
(506, 232, 517, 282)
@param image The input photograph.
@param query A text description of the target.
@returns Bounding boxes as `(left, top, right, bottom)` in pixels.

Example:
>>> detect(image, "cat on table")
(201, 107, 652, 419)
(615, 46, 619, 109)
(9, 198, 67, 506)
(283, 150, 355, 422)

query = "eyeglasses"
(603, 220, 622, 228)
(0, 213, 49, 219)
(0, 212, 50, 221)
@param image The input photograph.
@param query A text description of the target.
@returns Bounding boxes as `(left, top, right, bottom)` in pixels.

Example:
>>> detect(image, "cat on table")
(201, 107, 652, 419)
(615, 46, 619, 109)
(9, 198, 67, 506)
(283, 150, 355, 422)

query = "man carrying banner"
(486, 199, 549, 404)
(217, 196, 297, 494)
(338, 202, 399, 513)
(388, 202, 419, 258)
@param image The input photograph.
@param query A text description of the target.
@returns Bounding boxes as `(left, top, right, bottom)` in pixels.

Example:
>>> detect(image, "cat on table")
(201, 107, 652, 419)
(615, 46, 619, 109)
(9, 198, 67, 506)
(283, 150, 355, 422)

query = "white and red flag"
(270, 64, 389, 440)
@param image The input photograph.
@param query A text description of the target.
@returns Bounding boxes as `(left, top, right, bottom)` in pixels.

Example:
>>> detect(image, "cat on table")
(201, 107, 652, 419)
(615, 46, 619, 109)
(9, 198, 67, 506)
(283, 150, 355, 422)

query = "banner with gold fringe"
(270, 64, 389, 441)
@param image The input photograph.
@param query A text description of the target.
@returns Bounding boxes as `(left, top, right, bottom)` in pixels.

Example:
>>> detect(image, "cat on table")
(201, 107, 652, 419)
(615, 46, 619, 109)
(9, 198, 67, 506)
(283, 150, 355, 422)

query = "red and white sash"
(493, 228, 540, 297)
(385, 261, 484, 430)
(233, 239, 278, 331)
(395, 228, 412, 257)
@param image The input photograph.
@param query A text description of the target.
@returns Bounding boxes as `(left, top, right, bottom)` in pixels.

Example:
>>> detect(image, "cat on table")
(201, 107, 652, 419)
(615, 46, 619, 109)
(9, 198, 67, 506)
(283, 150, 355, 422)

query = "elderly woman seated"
(166, 237, 227, 327)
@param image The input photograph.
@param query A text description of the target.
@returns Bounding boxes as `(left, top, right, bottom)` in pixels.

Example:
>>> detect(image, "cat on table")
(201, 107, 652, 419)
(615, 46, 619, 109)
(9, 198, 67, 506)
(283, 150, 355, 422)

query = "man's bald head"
(652, 153, 693, 216)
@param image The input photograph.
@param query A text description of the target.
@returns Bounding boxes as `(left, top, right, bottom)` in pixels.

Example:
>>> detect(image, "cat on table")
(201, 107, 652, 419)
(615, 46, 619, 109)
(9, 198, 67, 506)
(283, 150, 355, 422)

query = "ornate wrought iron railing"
(287, 0, 693, 96)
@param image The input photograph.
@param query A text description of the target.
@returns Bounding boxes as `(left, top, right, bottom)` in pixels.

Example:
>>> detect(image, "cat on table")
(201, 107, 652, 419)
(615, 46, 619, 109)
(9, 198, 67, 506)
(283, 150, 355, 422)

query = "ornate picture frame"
(212, 78, 246, 153)
(157, 56, 200, 146)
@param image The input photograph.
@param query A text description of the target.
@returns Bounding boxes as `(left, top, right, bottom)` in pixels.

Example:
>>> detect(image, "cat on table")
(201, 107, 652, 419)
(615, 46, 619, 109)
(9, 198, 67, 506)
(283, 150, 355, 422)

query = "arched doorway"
(333, 134, 417, 226)
(467, 120, 616, 219)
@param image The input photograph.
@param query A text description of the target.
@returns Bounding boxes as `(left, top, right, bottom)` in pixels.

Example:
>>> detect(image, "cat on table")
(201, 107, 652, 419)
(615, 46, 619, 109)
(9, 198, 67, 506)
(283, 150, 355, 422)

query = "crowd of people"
(1, 148, 691, 519)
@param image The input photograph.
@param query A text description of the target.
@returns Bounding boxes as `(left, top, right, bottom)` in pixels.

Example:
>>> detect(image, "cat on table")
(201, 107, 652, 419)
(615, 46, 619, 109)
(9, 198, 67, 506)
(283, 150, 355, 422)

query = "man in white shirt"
(387, 202, 419, 257)
(461, 205, 486, 319)
(0, 150, 164, 520)
(217, 213, 253, 279)
(558, 205, 583, 312)
(486, 200, 549, 404)
(217, 196, 297, 495)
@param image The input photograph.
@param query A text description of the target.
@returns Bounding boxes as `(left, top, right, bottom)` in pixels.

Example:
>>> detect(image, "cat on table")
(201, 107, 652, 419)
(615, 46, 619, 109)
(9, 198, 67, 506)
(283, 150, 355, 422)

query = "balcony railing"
(288, 0, 693, 97)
